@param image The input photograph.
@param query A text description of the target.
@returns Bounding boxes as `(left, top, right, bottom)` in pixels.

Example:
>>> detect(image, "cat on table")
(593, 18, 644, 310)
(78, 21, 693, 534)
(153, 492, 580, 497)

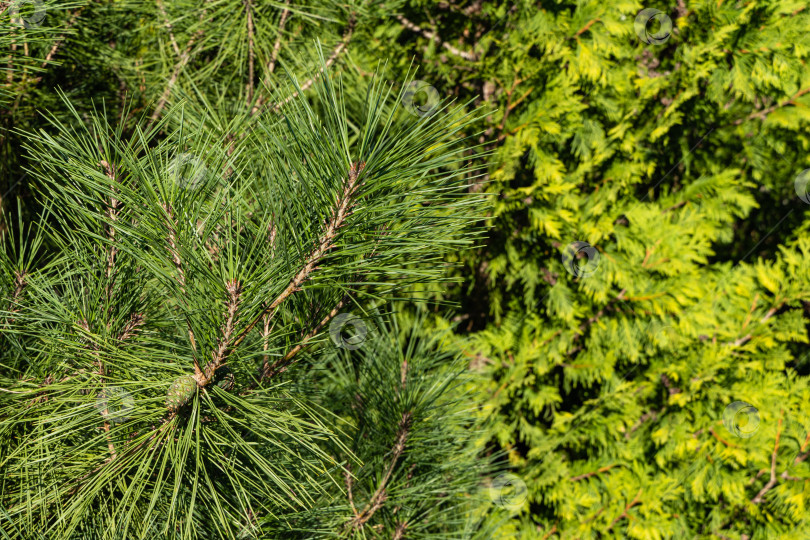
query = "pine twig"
(5, 270, 26, 324)
(156, 0, 181, 57)
(118, 313, 145, 341)
(245, 0, 255, 105)
(260, 293, 350, 380)
(260, 218, 277, 376)
(26, 7, 84, 86)
(162, 203, 197, 353)
(230, 161, 365, 352)
(148, 12, 206, 126)
(350, 412, 413, 530)
(253, 16, 355, 115)
(345, 464, 358, 517)
(395, 14, 477, 61)
(100, 160, 119, 301)
(392, 522, 408, 540)
(195, 279, 242, 386)
(267, 2, 289, 76)
(249, 1, 290, 115)
(78, 319, 118, 460)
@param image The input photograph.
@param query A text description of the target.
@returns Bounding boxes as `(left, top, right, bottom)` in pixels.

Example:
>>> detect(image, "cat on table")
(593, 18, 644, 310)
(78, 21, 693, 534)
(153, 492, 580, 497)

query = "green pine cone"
(166, 375, 197, 410)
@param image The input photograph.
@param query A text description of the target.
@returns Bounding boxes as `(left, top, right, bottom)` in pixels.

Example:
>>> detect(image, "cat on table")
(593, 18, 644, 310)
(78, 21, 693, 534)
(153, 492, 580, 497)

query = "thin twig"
(253, 16, 355, 115)
(194, 279, 242, 386)
(392, 522, 408, 540)
(607, 488, 643, 530)
(350, 412, 413, 530)
(260, 293, 350, 380)
(118, 313, 145, 341)
(395, 14, 476, 60)
(346, 464, 358, 517)
(230, 162, 365, 353)
(162, 203, 197, 353)
(148, 12, 206, 126)
(250, 1, 290, 115)
(731, 86, 810, 126)
(156, 0, 181, 57)
(245, 0, 255, 105)
(260, 218, 277, 376)
(3, 270, 26, 325)
(99, 160, 119, 301)
(752, 414, 783, 504)
(41, 9, 83, 70)
(267, 2, 289, 76)
(569, 464, 617, 482)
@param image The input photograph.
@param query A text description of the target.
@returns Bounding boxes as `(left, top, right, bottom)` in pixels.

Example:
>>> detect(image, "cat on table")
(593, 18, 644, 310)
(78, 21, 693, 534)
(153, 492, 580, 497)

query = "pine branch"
(259, 218, 278, 376)
(253, 16, 355, 115)
(99, 160, 119, 301)
(230, 161, 365, 353)
(260, 293, 350, 380)
(156, 0, 181, 57)
(148, 11, 206, 126)
(392, 522, 408, 540)
(395, 14, 477, 61)
(194, 279, 242, 386)
(162, 203, 197, 352)
(345, 464, 358, 516)
(40, 9, 83, 70)
(4, 270, 26, 325)
(350, 411, 413, 530)
(249, 1, 290, 115)
(117, 312, 145, 341)
(245, 0, 255, 105)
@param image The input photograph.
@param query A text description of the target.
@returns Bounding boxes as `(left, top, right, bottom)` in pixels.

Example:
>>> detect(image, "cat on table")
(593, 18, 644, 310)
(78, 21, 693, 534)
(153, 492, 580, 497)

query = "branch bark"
(148, 12, 206, 126)
(252, 16, 355, 115)
(245, 0, 255, 105)
(395, 14, 477, 61)
(752, 414, 782, 504)
(350, 412, 413, 530)
(230, 161, 365, 353)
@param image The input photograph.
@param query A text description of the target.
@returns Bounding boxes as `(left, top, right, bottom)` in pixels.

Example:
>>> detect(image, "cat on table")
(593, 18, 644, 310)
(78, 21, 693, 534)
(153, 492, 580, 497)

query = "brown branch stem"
(350, 412, 413, 530)
(253, 16, 354, 115)
(395, 14, 476, 60)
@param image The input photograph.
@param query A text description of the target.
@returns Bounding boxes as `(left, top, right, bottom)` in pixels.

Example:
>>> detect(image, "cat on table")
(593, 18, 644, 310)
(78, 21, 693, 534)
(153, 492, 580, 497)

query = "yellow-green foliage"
(370, 1, 810, 537)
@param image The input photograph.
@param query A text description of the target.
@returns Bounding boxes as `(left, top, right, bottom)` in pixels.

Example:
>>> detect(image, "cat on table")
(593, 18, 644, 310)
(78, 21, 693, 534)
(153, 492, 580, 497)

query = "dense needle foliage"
(5, 0, 810, 539)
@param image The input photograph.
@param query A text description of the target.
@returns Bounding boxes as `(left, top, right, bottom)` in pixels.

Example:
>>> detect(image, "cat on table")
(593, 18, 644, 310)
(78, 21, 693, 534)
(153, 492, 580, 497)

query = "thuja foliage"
(0, 44, 491, 538)
(362, 0, 810, 538)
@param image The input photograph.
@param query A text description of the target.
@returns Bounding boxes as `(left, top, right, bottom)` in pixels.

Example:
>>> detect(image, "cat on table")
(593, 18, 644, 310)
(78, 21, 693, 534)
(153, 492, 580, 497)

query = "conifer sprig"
(0, 61, 486, 537)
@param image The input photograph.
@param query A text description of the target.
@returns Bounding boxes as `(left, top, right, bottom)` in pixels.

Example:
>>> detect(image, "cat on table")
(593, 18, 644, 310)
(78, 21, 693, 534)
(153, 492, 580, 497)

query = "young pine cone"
(166, 375, 197, 410)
